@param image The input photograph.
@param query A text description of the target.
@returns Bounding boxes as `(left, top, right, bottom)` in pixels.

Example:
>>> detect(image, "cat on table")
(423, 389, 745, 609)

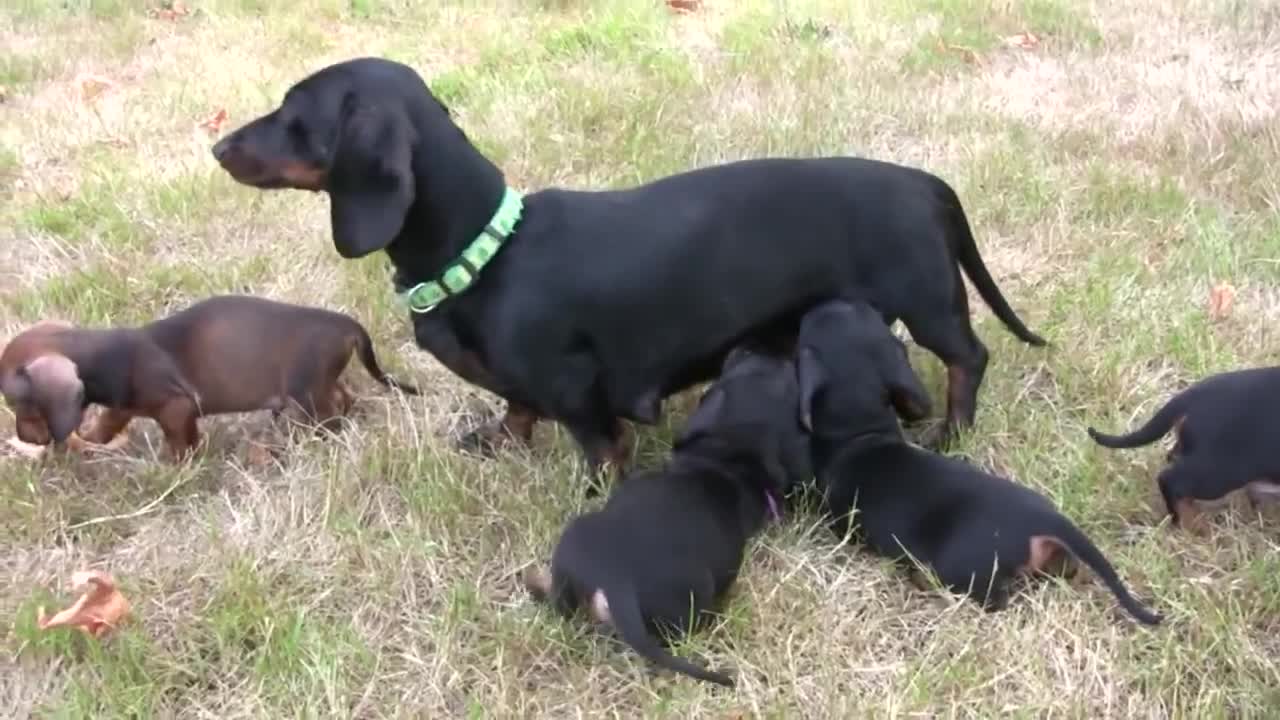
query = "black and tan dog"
(211, 57, 1045, 478)
(1088, 366, 1280, 530)
(521, 347, 811, 687)
(0, 295, 418, 459)
(797, 299, 1161, 624)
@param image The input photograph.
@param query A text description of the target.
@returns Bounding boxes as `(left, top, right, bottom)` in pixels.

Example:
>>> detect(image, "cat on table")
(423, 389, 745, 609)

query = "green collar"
(398, 186, 524, 314)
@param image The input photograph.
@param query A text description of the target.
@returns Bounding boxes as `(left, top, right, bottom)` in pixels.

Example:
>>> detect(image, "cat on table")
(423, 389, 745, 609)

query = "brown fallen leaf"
(937, 37, 981, 65)
(1208, 282, 1236, 320)
(666, 0, 702, 13)
(150, 1, 190, 20)
(73, 73, 116, 103)
(37, 570, 130, 638)
(198, 108, 228, 135)
(1003, 31, 1040, 50)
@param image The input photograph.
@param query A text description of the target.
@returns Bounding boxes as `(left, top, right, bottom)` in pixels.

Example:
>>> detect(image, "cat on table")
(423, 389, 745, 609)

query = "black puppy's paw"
(909, 419, 950, 451)
(455, 426, 502, 458)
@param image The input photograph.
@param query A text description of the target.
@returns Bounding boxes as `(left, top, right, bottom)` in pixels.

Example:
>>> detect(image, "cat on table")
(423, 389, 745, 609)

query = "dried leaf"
(1208, 282, 1236, 320)
(73, 73, 116, 103)
(150, 1, 190, 20)
(937, 38, 981, 65)
(37, 570, 130, 638)
(198, 108, 228, 135)
(666, 0, 702, 13)
(1003, 32, 1040, 50)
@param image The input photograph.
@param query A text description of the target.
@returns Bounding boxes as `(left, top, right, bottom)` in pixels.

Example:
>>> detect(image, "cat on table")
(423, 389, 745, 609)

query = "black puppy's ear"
(329, 99, 417, 259)
(885, 347, 932, 422)
(681, 386, 726, 440)
(796, 346, 827, 432)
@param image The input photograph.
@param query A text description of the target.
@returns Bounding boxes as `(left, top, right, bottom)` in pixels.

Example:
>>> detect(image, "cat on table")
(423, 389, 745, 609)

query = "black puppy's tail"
(940, 182, 1047, 347)
(1046, 518, 1162, 626)
(1086, 393, 1188, 449)
(352, 325, 422, 396)
(605, 585, 735, 687)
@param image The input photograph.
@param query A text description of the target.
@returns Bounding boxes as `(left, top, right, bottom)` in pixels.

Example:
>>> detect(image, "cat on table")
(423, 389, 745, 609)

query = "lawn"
(2, 0, 1279, 717)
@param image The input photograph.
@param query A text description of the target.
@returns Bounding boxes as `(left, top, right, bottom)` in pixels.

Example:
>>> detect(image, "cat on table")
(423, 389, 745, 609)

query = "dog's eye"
(287, 119, 308, 145)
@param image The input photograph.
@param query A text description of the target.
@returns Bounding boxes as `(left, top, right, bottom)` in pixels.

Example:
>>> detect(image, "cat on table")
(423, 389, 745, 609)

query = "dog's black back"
(212, 57, 1046, 472)
(528, 348, 811, 687)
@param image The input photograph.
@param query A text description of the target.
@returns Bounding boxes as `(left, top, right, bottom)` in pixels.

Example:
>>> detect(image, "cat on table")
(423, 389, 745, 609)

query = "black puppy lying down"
(1087, 366, 1280, 530)
(522, 347, 811, 687)
(798, 300, 1161, 624)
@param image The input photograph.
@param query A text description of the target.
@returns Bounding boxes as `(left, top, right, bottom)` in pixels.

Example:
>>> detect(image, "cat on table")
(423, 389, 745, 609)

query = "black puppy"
(521, 347, 811, 687)
(211, 57, 1045, 476)
(1088, 367, 1280, 530)
(798, 299, 1161, 624)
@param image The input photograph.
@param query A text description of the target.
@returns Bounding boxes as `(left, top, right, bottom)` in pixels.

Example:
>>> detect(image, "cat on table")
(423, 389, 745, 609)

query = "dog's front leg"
(411, 315, 540, 454)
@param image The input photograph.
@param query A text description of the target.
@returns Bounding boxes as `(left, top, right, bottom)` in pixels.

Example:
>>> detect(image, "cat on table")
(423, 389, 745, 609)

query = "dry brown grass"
(3, 0, 1279, 717)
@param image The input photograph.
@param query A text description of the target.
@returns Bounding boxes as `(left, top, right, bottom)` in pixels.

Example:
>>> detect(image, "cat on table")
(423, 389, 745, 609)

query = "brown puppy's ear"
(885, 348, 932, 422)
(328, 98, 417, 259)
(796, 346, 827, 432)
(24, 355, 85, 443)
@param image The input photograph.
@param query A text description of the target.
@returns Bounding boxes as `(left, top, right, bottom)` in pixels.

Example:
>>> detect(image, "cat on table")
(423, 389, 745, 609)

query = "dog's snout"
(211, 136, 233, 161)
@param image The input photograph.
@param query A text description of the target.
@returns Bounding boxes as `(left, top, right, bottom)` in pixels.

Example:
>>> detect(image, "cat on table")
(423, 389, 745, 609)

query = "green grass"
(3, 0, 1280, 716)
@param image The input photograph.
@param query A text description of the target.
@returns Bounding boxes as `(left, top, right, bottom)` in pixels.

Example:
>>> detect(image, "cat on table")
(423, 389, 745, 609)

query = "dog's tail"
(1086, 393, 1188, 449)
(1045, 519, 1162, 626)
(605, 585, 735, 687)
(352, 325, 421, 396)
(941, 182, 1048, 347)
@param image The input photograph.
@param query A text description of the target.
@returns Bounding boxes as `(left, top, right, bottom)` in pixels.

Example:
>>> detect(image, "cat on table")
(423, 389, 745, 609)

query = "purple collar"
(764, 490, 781, 521)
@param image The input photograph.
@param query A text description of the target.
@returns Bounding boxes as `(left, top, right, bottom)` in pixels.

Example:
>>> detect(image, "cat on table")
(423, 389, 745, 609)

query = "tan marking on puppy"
(1174, 497, 1206, 534)
(278, 161, 327, 191)
(907, 568, 934, 591)
(588, 589, 613, 625)
(522, 566, 552, 601)
(1167, 414, 1188, 458)
(1021, 535, 1066, 576)
(1245, 479, 1280, 510)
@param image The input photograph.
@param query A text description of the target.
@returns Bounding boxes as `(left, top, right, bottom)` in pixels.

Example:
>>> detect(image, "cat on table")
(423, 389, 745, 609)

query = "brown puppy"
(0, 295, 419, 459)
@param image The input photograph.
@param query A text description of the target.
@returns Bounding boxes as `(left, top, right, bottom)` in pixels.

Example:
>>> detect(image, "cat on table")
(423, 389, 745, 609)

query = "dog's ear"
(24, 355, 84, 443)
(328, 98, 416, 259)
(884, 347, 932, 422)
(796, 346, 826, 432)
(682, 386, 726, 440)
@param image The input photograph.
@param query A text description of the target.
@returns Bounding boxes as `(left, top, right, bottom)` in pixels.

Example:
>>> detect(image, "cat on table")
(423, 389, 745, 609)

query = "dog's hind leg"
(932, 538, 1009, 612)
(1156, 460, 1218, 533)
(564, 415, 626, 496)
(901, 289, 989, 449)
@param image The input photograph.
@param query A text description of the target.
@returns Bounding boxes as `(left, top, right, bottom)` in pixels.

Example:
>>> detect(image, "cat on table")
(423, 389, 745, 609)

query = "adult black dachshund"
(211, 57, 1045, 476)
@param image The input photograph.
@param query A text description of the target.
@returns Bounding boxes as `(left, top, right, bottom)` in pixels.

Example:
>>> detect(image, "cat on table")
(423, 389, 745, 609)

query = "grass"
(2, 0, 1280, 716)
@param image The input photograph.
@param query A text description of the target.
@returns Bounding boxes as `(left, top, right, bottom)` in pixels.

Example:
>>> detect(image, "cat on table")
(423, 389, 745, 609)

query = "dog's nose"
(211, 137, 231, 161)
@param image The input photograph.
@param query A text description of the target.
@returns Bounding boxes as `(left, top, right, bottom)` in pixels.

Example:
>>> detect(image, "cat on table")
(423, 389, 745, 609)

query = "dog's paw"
(455, 424, 506, 458)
